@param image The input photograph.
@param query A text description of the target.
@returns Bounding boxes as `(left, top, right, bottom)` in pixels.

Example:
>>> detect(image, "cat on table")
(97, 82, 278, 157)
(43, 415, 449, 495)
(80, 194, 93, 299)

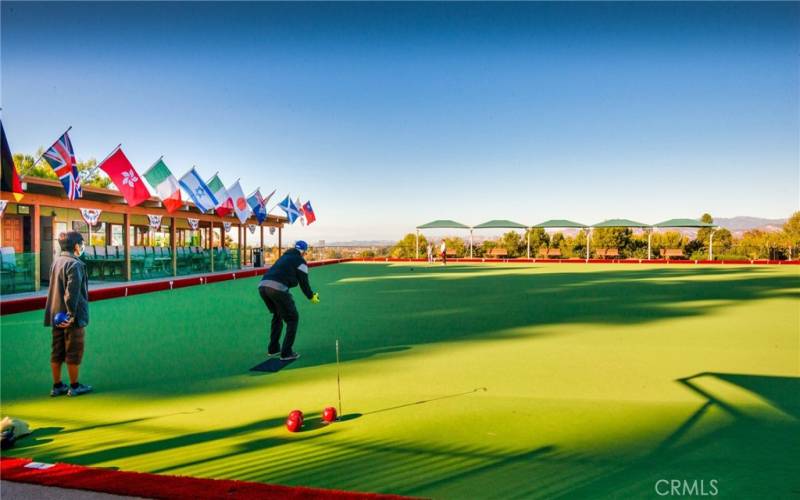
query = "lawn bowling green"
(1, 262, 798, 498)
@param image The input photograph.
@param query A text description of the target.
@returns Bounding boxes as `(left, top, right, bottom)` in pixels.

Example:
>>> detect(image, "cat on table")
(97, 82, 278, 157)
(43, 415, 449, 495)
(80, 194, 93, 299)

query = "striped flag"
(207, 174, 233, 217)
(178, 167, 217, 212)
(143, 158, 182, 213)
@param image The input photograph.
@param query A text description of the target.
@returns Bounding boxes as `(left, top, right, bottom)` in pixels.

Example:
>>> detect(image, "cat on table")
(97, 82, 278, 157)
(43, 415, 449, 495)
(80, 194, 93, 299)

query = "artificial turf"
(1, 263, 798, 498)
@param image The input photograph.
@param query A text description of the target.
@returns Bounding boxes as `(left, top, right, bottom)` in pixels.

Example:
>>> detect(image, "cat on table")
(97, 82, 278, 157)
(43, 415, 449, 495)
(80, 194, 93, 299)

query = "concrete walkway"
(1, 481, 146, 500)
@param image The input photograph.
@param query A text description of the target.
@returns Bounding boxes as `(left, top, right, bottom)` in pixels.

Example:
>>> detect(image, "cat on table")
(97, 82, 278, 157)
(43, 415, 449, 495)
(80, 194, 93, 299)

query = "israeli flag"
(179, 167, 218, 212)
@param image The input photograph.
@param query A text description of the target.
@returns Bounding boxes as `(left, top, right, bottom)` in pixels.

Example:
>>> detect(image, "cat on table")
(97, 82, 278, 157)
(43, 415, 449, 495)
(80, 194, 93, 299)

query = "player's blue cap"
(295, 240, 309, 252)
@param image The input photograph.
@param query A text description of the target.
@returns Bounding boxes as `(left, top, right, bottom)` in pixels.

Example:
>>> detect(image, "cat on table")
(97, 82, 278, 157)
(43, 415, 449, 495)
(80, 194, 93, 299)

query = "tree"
(14, 150, 112, 189)
(739, 230, 769, 259)
(694, 213, 715, 253)
(525, 228, 549, 256)
(591, 227, 631, 253)
(478, 240, 496, 257)
(569, 229, 588, 258)
(391, 233, 427, 258)
(550, 232, 565, 248)
(782, 211, 800, 259)
(444, 237, 467, 257)
(498, 231, 522, 257)
(710, 228, 732, 258)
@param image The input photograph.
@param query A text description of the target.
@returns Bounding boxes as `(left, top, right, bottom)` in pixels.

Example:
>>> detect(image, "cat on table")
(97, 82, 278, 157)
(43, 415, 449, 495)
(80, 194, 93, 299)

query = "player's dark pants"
(259, 286, 299, 356)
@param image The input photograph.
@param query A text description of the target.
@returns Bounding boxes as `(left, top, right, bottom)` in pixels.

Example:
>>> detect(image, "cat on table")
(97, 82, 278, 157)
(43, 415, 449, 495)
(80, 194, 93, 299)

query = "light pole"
(469, 229, 474, 258)
(586, 228, 591, 261)
(527, 228, 531, 259)
(709, 228, 717, 261)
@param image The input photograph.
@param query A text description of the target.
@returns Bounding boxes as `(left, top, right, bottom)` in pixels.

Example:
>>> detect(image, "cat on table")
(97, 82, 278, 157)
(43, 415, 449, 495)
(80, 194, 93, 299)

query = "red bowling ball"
(286, 416, 302, 433)
(286, 410, 304, 432)
(322, 406, 338, 423)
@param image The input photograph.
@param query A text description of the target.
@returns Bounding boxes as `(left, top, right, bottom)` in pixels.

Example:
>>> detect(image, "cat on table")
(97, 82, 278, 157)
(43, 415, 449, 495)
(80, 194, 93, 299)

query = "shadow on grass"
(6, 371, 798, 497)
(2, 263, 797, 401)
(547, 372, 800, 499)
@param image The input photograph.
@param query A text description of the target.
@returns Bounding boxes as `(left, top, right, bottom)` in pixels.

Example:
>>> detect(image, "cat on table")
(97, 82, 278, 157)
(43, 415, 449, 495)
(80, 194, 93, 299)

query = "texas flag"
(98, 147, 151, 206)
(301, 200, 316, 225)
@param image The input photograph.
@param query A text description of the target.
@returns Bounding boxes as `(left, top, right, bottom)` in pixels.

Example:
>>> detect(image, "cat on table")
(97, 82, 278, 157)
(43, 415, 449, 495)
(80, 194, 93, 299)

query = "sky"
(2, 2, 798, 243)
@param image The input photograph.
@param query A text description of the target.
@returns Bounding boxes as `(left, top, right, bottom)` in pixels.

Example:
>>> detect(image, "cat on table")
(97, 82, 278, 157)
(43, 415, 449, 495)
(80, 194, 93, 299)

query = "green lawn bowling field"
(1, 262, 798, 498)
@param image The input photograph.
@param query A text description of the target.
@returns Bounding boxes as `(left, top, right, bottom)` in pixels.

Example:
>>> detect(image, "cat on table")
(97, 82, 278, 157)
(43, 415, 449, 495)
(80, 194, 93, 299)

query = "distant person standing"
(44, 231, 92, 397)
(440, 240, 447, 265)
(426, 242, 433, 263)
(258, 241, 320, 361)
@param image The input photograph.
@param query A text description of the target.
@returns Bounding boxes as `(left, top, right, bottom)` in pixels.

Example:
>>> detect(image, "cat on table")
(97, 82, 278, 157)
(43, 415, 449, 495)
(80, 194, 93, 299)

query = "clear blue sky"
(2, 2, 798, 242)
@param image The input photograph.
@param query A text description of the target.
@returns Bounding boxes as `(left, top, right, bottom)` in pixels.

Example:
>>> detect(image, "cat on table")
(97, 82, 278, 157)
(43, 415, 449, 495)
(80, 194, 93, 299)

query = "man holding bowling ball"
(44, 231, 92, 397)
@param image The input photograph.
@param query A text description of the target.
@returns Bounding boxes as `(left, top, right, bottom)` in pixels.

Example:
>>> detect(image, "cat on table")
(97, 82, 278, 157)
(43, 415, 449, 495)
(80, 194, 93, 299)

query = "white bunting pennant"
(223, 222, 232, 233)
(0, 200, 7, 218)
(147, 215, 162, 230)
(79, 208, 102, 226)
(269, 227, 276, 235)
(187, 218, 199, 230)
(248, 224, 257, 234)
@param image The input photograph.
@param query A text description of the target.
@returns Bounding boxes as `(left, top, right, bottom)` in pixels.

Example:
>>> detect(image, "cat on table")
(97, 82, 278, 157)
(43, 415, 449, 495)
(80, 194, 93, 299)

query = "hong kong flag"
(98, 146, 151, 207)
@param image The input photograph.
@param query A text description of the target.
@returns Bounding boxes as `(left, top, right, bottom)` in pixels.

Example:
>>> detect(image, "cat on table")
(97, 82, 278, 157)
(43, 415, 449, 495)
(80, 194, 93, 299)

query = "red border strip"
(350, 257, 798, 265)
(0, 260, 349, 316)
(1, 457, 410, 500)
(3, 257, 796, 316)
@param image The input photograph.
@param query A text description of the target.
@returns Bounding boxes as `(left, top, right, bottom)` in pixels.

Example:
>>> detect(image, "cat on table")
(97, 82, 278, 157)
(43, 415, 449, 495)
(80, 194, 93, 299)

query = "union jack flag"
(43, 131, 82, 200)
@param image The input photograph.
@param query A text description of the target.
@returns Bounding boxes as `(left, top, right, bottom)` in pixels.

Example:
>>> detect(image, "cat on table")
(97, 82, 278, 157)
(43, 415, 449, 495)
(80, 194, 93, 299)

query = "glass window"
(71, 221, 106, 246)
(111, 225, 124, 246)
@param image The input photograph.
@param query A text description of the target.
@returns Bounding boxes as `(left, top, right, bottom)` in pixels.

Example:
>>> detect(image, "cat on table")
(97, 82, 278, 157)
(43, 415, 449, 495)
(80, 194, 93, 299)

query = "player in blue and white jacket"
(258, 241, 319, 360)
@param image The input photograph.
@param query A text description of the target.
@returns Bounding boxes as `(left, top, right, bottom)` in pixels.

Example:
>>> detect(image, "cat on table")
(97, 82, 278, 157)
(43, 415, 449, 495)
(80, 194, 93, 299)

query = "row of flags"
(0, 122, 316, 226)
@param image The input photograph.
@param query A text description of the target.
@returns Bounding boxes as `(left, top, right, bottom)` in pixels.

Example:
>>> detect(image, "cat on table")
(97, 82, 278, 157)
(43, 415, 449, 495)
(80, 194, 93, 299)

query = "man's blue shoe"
(50, 383, 68, 397)
(68, 383, 93, 397)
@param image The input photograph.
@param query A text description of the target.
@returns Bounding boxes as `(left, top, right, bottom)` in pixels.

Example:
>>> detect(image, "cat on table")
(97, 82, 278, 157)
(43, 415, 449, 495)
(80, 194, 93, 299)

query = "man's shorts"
(51, 327, 85, 364)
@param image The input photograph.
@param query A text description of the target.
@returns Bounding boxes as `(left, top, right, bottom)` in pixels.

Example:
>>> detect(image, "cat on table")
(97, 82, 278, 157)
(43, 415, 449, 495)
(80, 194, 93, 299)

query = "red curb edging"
(0, 259, 350, 316)
(350, 257, 799, 265)
(0, 457, 410, 500)
(2, 256, 795, 316)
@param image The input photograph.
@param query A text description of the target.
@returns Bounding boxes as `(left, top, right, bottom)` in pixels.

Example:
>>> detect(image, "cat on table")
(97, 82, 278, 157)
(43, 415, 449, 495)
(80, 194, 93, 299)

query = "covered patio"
(0, 176, 286, 296)
(415, 219, 470, 258)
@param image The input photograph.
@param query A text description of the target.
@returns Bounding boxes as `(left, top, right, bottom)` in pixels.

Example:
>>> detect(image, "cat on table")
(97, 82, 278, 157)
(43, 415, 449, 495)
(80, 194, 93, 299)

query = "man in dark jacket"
(258, 240, 319, 361)
(44, 231, 92, 397)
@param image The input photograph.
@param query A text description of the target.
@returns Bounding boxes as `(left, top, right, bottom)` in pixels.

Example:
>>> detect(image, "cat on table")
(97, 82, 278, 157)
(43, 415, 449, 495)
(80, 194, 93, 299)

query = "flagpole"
(30, 125, 73, 168)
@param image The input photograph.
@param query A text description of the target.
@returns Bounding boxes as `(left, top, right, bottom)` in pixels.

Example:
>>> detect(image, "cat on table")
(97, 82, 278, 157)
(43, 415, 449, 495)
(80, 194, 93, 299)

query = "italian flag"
(143, 159, 182, 213)
(207, 174, 233, 217)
